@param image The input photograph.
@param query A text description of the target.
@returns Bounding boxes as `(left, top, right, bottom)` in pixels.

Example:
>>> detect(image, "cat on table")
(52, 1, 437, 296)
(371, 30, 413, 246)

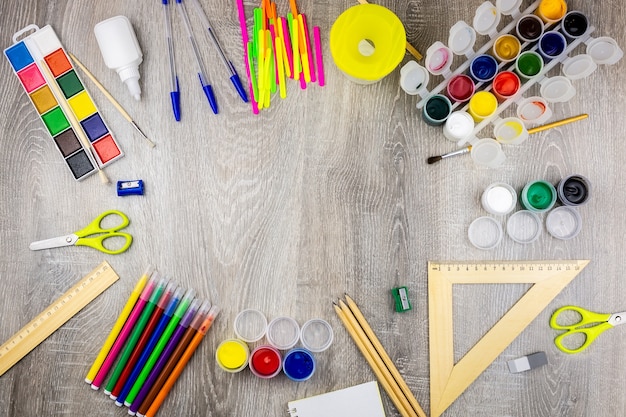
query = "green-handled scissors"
(29, 210, 133, 255)
(550, 305, 626, 354)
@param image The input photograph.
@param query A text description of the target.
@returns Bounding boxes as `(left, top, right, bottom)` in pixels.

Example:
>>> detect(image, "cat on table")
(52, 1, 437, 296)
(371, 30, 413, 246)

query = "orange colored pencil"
(143, 306, 220, 417)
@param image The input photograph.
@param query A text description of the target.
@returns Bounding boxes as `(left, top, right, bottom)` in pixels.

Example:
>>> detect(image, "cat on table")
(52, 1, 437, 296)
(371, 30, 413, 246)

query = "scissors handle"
(553, 321, 613, 354)
(74, 210, 130, 237)
(74, 232, 133, 255)
(550, 305, 612, 330)
(551, 306, 613, 354)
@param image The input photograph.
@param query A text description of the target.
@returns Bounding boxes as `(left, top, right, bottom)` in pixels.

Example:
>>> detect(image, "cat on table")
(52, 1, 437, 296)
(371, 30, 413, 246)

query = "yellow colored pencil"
(85, 266, 153, 384)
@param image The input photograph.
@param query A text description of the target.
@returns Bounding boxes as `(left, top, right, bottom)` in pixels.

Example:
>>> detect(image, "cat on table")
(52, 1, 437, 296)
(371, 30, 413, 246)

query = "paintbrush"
(427, 113, 589, 165)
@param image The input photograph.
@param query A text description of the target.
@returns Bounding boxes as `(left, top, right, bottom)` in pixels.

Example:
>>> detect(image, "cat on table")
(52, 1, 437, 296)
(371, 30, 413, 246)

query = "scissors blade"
(29, 234, 79, 251)
(608, 312, 626, 326)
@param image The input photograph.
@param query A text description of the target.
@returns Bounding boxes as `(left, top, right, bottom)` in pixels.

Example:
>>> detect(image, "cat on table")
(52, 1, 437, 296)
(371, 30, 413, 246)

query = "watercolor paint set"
(4, 24, 123, 181)
(399, 0, 623, 168)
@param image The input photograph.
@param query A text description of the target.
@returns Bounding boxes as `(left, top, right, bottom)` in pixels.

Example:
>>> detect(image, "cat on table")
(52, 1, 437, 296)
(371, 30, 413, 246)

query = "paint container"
(215, 339, 250, 373)
(506, 210, 542, 244)
(521, 180, 557, 213)
(329, 4, 406, 84)
(516, 96, 552, 125)
(546, 206, 582, 240)
(443, 111, 475, 143)
(473, 2, 501, 37)
(557, 175, 591, 206)
(496, 0, 522, 17)
(266, 316, 300, 351)
(481, 182, 517, 215)
(516, 14, 544, 43)
(468, 216, 503, 250)
(469, 54, 499, 84)
(561, 11, 588, 40)
(585, 37, 624, 66)
(4, 25, 123, 181)
(468, 91, 498, 122)
(425, 41, 454, 76)
(535, 0, 567, 25)
(492, 71, 521, 102)
(400, 61, 430, 97)
(300, 319, 334, 353)
(539, 76, 576, 103)
(446, 74, 475, 102)
(493, 34, 521, 63)
(282, 348, 316, 382)
(448, 21, 477, 57)
(422, 95, 452, 126)
(94, 16, 143, 101)
(561, 55, 597, 80)
(515, 51, 544, 81)
(493, 117, 528, 145)
(537, 32, 567, 61)
(249, 345, 282, 379)
(233, 308, 267, 343)
(470, 138, 506, 168)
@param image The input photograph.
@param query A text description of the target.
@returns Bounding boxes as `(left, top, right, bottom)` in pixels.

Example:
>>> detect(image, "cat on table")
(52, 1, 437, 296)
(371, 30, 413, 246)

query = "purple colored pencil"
(128, 300, 209, 414)
(90, 273, 159, 390)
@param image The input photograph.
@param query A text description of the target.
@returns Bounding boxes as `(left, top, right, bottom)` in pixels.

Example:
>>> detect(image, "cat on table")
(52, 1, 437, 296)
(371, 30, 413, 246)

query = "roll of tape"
(330, 4, 406, 84)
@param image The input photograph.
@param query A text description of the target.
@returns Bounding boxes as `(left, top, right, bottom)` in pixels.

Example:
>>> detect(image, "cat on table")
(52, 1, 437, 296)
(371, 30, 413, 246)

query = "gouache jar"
(249, 345, 282, 379)
(521, 180, 557, 213)
(216, 339, 250, 373)
(283, 348, 316, 382)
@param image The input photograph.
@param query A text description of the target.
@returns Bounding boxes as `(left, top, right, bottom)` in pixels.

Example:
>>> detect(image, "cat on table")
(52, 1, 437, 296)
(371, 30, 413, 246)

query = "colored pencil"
(129, 301, 210, 415)
(108, 283, 178, 399)
(124, 289, 196, 407)
(85, 266, 152, 384)
(142, 306, 220, 417)
(90, 273, 159, 390)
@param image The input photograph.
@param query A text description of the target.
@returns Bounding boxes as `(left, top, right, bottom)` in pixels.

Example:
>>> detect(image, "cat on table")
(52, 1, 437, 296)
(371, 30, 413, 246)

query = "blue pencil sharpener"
(117, 180, 144, 196)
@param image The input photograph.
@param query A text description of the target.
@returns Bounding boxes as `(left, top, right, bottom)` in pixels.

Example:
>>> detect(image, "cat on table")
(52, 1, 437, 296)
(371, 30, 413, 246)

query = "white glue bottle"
(94, 16, 143, 100)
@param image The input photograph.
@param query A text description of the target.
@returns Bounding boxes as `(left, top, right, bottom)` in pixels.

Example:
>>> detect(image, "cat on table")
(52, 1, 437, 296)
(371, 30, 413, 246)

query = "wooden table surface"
(1, 0, 625, 416)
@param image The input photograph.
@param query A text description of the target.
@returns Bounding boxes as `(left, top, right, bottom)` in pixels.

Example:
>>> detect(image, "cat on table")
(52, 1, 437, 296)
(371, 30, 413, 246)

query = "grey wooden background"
(1, 0, 624, 416)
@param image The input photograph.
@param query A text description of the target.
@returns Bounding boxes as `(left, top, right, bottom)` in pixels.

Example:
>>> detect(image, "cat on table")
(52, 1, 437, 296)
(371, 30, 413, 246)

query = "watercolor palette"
(4, 24, 123, 181)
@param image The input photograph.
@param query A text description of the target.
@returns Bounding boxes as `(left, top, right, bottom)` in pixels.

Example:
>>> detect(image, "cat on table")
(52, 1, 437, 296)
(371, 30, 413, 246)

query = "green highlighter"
(124, 288, 196, 407)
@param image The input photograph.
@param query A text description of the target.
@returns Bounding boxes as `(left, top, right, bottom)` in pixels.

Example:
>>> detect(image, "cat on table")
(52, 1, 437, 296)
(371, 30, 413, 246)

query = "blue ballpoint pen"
(162, 0, 181, 121)
(176, 0, 218, 114)
(188, 0, 248, 103)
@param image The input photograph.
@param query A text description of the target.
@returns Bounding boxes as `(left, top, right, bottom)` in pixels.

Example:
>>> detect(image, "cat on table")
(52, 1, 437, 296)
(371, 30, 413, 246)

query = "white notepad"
(287, 381, 386, 417)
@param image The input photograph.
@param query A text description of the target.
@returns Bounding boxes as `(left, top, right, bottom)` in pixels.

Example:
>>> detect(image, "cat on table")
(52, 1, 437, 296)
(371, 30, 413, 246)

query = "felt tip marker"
(142, 305, 220, 417)
(124, 288, 197, 408)
(176, 0, 218, 114)
(103, 277, 171, 395)
(162, 0, 181, 121)
(114, 285, 185, 406)
(129, 300, 209, 415)
(85, 266, 153, 385)
(108, 282, 178, 399)
(90, 272, 159, 390)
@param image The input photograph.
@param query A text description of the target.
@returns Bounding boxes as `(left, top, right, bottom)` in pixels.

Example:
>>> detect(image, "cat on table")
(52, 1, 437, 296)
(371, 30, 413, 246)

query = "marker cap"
(234, 309, 267, 343)
(468, 216, 503, 250)
(266, 316, 300, 350)
(546, 206, 582, 240)
(507, 210, 542, 244)
(300, 319, 334, 353)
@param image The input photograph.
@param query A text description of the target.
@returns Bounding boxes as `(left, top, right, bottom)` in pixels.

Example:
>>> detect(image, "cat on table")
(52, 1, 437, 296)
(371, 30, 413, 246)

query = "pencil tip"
(427, 155, 442, 164)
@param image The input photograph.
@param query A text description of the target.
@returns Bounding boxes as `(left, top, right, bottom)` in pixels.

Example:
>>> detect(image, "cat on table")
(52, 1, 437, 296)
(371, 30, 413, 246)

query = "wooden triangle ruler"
(428, 260, 589, 417)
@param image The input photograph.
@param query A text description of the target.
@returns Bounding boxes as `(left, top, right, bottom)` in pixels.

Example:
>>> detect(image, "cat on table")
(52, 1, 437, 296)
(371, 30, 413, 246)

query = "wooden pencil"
(334, 302, 417, 417)
(344, 295, 427, 417)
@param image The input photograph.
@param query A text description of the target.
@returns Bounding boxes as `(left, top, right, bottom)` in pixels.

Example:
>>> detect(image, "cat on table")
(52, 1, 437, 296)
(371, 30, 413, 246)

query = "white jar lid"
(468, 216, 503, 249)
(507, 210, 542, 244)
(300, 319, 334, 353)
(266, 316, 301, 350)
(546, 206, 582, 240)
(234, 309, 268, 343)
